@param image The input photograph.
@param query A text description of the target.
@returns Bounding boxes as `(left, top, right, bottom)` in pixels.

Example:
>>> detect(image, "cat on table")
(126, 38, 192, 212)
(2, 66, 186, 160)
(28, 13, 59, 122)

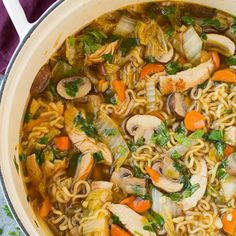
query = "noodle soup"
(20, 2, 236, 235)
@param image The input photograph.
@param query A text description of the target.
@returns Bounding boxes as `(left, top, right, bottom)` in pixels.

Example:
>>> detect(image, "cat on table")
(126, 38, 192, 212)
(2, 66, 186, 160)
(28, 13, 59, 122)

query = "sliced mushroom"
(181, 159, 207, 210)
(224, 126, 236, 146)
(30, 64, 51, 96)
(167, 93, 186, 120)
(225, 153, 236, 176)
(57, 76, 91, 100)
(110, 167, 146, 195)
(159, 58, 215, 95)
(74, 152, 94, 182)
(151, 162, 183, 193)
(126, 115, 162, 146)
(205, 34, 235, 57)
(91, 181, 114, 191)
(156, 43, 174, 63)
(108, 204, 156, 236)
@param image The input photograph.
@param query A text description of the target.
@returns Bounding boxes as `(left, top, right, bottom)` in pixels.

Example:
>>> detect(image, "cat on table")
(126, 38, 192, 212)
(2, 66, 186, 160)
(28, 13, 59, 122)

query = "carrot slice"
(212, 69, 236, 83)
(129, 198, 151, 213)
(224, 145, 235, 157)
(145, 167, 159, 182)
(54, 136, 70, 151)
(39, 196, 52, 218)
(112, 79, 126, 102)
(222, 208, 236, 235)
(184, 111, 205, 131)
(111, 224, 132, 236)
(211, 51, 220, 70)
(140, 63, 165, 80)
(120, 196, 136, 205)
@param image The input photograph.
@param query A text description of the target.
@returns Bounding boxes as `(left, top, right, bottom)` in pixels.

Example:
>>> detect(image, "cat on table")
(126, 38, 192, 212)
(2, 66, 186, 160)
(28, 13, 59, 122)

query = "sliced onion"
(183, 26, 203, 65)
(113, 15, 136, 37)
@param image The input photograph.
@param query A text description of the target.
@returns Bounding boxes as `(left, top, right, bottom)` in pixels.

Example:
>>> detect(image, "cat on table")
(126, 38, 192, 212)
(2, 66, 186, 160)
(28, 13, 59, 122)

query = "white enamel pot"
(0, 0, 235, 235)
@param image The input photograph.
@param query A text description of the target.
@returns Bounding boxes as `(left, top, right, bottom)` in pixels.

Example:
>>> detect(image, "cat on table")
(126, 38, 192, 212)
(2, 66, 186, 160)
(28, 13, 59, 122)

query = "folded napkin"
(0, 0, 57, 73)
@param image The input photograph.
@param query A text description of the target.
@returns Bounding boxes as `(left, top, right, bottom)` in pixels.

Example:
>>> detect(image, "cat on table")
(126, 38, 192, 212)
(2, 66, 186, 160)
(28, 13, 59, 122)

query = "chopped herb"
(144, 209, 165, 232)
(19, 154, 26, 162)
(151, 122, 170, 147)
(183, 183, 200, 198)
(35, 150, 44, 165)
(128, 137, 145, 152)
(64, 78, 81, 97)
(171, 150, 181, 160)
(175, 122, 186, 135)
(230, 18, 236, 34)
(93, 151, 104, 162)
(38, 136, 48, 144)
(68, 152, 82, 176)
(201, 18, 221, 29)
(165, 26, 174, 39)
(145, 4, 159, 19)
(24, 111, 32, 123)
(104, 90, 117, 105)
(217, 167, 227, 180)
(111, 215, 124, 227)
(8, 227, 21, 236)
(168, 192, 183, 201)
(3, 205, 13, 219)
(174, 133, 191, 147)
(132, 165, 145, 178)
(198, 80, 208, 89)
(181, 15, 195, 25)
(118, 145, 127, 156)
(145, 56, 157, 64)
(103, 53, 113, 63)
(165, 61, 182, 75)
(200, 32, 208, 40)
(119, 37, 139, 56)
(74, 112, 98, 139)
(161, 6, 176, 16)
(205, 130, 226, 157)
(13, 156, 19, 173)
(227, 55, 236, 66)
(189, 130, 205, 139)
(68, 36, 76, 47)
(79, 29, 107, 55)
(104, 128, 117, 136)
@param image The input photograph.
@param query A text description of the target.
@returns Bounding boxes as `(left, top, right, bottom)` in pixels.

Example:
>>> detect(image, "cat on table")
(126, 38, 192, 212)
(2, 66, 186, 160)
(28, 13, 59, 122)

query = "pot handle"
(2, 0, 33, 41)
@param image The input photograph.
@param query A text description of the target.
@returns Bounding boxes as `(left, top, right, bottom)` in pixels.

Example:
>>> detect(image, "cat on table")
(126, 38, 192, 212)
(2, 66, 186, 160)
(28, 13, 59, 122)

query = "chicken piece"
(159, 59, 215, 95)
(64, 103, 112, 165)
(108, 204, 156, 236)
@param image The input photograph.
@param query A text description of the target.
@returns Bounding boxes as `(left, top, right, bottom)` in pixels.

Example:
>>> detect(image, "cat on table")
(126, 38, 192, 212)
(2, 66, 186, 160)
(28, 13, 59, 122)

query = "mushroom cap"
(57, 76, 91, 100)
(151, 162, 184, 193)
(126, 115, 162, 145)
(205, 33, 235, 57)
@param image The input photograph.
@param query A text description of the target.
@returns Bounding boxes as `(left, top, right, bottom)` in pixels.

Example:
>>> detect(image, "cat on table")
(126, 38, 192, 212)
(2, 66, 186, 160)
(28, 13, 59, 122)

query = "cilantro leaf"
(128, 137, 145, 152)
(93, 151, 104, 162)
(181, 15, 195, 25)
(165, 61, 182, 75)
(103, 53, 113, 63)
(64, 78, 81, 97)
(104, 128, 117, 136)
(201, 18, 221, 29)
(38, 136, 48, 144)
(119, 38, 139, 56)
(171, 150, 181, 160)
(227, 55, 236, 66)
(151, 122, 170, 147)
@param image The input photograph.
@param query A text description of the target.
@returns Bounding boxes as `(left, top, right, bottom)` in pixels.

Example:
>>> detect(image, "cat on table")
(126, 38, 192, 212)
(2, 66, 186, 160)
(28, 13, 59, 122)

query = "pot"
(0, 0, 235, 235)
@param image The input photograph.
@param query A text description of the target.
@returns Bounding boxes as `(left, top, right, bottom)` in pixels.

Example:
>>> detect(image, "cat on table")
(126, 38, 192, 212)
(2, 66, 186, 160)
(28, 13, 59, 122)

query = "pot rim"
(0, 1, 64, 234)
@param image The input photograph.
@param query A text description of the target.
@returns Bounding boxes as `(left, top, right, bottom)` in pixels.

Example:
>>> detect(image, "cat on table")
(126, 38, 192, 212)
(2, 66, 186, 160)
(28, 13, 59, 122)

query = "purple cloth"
(0, 0, 57, 73)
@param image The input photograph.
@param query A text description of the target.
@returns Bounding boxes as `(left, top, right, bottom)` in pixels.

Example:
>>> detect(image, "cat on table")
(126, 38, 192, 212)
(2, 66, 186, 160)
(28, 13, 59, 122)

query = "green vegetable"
(144, 209, 165, 232)
(8, 227, 21, 236)
(64, 78, 81, 97)
(181, 15, 195, 25)
(145, 56, 157, 64)
(103, 53, 113, 63)
(38, 136, 48, 145)
(103, 90, 117, 105)
(35, 150, 44, 165)
(161, 6, 176, 16)
(68, 152, 82, 177)
(104, 128, 117, 136)
(68, 36, 76, 47)
(200, 32, 208, 40)
(165, 61, 182, 75)
(24, 111, 32, 123)
(227, 55, 236, 66)
(111, 215, 124, 227)
(205, 130, 226, 157)
(118, 145, 127, 156)
(168, 192, 183, 201)
(79, 29, 107, 55)
(174, 133, 191, 147)
(171, 150, 181, 160)
(128, 137, 145, 152)
(93, 151, 104, 162)
(132, 165, 145, 178)
(151, 122, 170, 147)
(19, 154, 26, 163)
(145, 3, 159, 19)
(201, 18, 221, 29)
(217, 159, 228, 180)
(74, 112, 98, 140)
(175, 122, 186, 134)
(189, 130, 205, 139)
(198, 80, 208, 89)
(119, 37, 139, 56)
(3, 205, 13, 219)
(165, 26, 174, 39)
(230, 18, 236, 34)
